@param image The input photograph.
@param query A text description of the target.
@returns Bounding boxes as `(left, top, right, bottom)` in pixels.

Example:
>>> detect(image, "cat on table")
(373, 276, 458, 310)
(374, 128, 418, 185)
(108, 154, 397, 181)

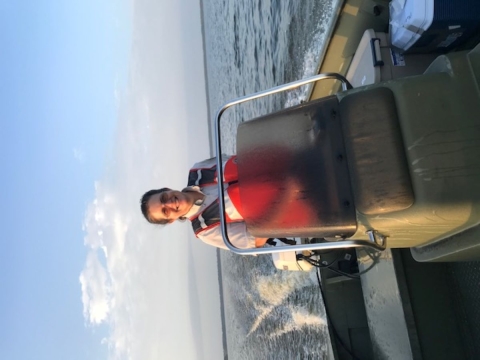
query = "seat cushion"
(339, 87, 414, 215)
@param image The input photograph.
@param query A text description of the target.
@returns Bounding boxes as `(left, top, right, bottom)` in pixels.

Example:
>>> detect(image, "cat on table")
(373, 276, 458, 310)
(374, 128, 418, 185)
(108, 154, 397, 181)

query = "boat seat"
(236, 95, 357, 238)
(339, 87, 414, 215)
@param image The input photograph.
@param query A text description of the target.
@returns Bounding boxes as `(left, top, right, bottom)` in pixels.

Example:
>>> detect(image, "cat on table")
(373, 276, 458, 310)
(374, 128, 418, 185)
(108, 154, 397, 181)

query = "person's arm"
(197, 222, 265, 251)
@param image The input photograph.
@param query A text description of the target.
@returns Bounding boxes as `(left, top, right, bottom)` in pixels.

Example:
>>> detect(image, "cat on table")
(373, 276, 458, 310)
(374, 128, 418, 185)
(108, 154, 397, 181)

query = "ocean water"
(201, 1, 342, 358)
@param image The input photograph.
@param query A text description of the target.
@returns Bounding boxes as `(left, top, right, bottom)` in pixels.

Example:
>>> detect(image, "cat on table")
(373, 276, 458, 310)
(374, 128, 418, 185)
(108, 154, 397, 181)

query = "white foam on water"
(246, 273, 303, 335)
(245, 271, 320, 336)
(291, 307, 327, 327)
(256, 273, 301, 305)
(284, 0, 341, 108)
(266, 308, 327, 340)
(284, 43, 321, 108)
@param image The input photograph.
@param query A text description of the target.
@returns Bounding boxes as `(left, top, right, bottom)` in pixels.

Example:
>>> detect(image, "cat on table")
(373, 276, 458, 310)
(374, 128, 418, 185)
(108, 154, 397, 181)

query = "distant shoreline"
(216, 250, 228, 360)
(199, 1, 229, 359)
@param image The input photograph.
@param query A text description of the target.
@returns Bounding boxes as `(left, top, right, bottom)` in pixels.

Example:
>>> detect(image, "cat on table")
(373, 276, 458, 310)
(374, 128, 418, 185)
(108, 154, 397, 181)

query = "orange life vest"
(188, 157, 243, 236)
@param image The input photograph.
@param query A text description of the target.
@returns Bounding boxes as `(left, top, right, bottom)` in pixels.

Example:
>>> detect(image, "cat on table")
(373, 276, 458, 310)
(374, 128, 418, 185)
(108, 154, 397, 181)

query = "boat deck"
(444, 261, 480, 359)
(395, 249, 475, 360)
(321, 249, 480, 360)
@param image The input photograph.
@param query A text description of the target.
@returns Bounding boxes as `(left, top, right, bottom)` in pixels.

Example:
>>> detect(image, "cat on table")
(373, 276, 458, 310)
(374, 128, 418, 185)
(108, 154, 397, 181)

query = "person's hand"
(254, 237, 269, 248)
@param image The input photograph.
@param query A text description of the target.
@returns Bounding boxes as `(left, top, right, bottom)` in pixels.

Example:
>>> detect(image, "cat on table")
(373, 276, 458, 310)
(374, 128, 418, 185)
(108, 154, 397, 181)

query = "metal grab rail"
(214, 73, 386, 255)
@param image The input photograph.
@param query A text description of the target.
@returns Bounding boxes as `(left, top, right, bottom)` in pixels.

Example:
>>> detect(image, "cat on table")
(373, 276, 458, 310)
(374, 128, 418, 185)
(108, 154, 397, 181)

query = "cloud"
(78, 0, 222, 358)
(73, 147, 86, 163)
(79, 251, 111, 325)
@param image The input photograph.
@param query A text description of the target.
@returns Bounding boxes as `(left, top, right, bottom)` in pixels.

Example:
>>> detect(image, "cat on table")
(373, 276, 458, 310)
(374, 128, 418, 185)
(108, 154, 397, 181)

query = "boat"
(213, 0, 480, 359)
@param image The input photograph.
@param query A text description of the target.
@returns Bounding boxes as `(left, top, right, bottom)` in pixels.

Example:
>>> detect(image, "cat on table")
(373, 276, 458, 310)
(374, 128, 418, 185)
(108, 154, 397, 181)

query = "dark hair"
(140, 188, 171, 225)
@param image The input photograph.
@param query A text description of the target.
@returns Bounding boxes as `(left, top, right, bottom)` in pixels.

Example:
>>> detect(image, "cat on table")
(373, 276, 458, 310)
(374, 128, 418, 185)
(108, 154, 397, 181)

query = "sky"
(0, 0, 222, 359)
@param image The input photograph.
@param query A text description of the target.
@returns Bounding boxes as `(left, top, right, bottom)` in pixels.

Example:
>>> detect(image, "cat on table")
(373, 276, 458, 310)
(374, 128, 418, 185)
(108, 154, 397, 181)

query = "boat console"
(215, 43, 480, 261)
